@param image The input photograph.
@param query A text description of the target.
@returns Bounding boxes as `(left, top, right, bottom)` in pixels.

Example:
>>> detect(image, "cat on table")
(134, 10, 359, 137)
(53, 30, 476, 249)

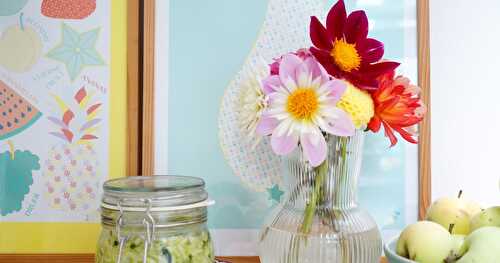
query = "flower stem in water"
(300, 159, 328, 234)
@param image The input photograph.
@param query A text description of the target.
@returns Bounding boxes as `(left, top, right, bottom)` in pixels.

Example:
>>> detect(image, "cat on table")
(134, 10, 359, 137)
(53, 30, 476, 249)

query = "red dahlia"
(309, 0, 399, 90)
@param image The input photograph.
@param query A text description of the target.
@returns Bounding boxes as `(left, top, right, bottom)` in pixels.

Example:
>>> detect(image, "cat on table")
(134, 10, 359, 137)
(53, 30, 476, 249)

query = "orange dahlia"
(367, 71, 426, 146)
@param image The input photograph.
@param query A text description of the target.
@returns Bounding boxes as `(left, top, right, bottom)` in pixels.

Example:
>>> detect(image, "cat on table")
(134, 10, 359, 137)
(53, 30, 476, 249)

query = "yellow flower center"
(330, 38, 361, 72)
(286, 88, 319, 121)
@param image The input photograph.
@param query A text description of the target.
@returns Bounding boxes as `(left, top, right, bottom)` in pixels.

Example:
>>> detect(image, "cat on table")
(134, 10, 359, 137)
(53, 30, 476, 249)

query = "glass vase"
(259, 131, 382, 263)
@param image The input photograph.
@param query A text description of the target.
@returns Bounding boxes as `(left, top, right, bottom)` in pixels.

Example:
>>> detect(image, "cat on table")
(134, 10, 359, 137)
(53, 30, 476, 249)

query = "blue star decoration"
(267, 184, 284, 203)
(47, 23, 106, 81)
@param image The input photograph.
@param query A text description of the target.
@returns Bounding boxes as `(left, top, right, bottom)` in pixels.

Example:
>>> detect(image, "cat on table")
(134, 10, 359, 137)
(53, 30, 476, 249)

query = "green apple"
(396, 221, 454, 263)
(464, 200, 482, 216)
(446, 234, 466, 262)
(456, 227, 500, 263)
(470, 206, 500, 231)
(425, 192, 477, 235)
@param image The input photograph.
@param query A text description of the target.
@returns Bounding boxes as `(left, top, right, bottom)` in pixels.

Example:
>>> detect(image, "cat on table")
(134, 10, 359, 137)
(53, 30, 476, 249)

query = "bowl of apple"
(384, 191, 500, 263)
(384, 237, 415, 263)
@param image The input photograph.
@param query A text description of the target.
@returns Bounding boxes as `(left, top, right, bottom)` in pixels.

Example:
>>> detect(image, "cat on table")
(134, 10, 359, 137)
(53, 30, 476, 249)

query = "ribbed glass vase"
(259, 131, 382, 263)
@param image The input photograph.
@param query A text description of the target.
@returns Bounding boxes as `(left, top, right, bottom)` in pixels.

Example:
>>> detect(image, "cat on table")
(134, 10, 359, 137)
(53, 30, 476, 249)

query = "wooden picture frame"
(417, 0, 431, 220)
(127, 0, 155, 176)
(0, 0, 430, 261)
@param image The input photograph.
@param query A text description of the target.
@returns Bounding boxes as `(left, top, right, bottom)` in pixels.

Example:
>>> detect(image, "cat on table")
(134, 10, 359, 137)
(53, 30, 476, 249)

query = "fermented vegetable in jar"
(96, 176, 214, 263)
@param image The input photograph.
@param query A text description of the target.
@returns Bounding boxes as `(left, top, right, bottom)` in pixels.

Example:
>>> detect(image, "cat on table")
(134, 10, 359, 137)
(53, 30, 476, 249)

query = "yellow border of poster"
(0, 0, 127, 253)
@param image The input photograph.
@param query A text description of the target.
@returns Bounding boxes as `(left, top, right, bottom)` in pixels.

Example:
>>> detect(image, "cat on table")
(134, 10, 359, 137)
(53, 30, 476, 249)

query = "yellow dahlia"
(337, 82, 374, 128)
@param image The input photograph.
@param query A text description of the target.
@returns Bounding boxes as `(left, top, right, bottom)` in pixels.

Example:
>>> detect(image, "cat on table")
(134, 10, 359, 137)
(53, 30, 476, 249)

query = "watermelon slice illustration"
(0, 80, 41, 140)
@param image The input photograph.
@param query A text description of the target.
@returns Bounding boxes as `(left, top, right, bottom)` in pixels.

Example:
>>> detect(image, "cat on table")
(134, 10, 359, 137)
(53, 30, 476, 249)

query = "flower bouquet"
(237, 1, 426, 262)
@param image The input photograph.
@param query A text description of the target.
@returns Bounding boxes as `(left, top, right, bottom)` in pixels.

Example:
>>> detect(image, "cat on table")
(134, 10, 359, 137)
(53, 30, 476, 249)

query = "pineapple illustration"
(43, 87, 103, 215)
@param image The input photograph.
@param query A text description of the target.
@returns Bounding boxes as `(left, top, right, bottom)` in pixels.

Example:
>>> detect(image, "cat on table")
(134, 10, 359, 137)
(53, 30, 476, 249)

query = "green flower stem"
(339, 137, 349, 263)
(336, 137, 348, 206)
(300, 137, 349, 235)
(300, 159, 328, 234)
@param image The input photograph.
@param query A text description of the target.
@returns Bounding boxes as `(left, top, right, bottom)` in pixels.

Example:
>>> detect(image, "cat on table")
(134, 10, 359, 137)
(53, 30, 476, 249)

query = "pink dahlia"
(256, 54, 355, 166)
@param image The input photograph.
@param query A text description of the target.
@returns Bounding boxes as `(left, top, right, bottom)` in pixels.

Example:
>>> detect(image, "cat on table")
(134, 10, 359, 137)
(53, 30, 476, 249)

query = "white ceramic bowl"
(384, 236, 417, 263)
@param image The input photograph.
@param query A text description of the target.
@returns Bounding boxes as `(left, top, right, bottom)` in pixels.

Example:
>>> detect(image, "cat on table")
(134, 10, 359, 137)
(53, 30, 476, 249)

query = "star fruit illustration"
(46, 23, 105, 81)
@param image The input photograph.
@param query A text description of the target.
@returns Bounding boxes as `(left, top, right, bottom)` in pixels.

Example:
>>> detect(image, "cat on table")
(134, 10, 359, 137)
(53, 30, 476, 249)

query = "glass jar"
(96, 176, 215, 263)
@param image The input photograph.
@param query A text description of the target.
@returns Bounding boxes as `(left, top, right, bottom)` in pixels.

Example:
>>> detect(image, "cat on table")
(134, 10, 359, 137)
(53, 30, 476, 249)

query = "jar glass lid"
(102, 176, 210, 211)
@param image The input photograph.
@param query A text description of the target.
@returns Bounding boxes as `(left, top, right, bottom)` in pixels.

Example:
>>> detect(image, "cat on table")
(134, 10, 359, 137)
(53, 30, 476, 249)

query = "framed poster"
(0, 0, 127, 254)
(150, 0, 431, 256)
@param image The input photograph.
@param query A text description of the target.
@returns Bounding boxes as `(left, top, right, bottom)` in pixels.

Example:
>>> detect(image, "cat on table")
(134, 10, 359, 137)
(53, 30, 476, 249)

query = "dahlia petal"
(271, 130, 298, 155)
(367, 116, 381, 132)
(273, 113, 290, 121)
(309, 126, 323, 146)
(344, 10, 369, 43)
(318, 94, 338, 106)
(309, 47, 331, 61)
(279, 54, 302, 85)
(295, 48, 313, 60)
(310, 16, 333, 50)
(296, 64, 313, 87)
(394, 126, 418, 144)
(270, 60, 280, 75)
(267, 92, 287, 104)
(378, 71, 396, 84)
(262, 75, 281, 95)
(393, 85, 406, 94)
(400, 116, 423, 127)
(297, 121, 309, 134)
(321, 106, 342, 118)
(275, 84, 292, 96)
(304, 57, 329, 82)
(256, 116, 279, 136)
(350, 62, 400, 89)
(288, 121, 301, 136)
(317, 79, 347, 102)
(275, 118, 294, 137)
(348, 75, 379, 90)
(415, 105, 426, 117)
(310, 76, 323, 90)
(359, 38, 384, 63)
(283, 77, 298, 93)
(322, 108, 355, 136)
(310, 47, 344, 79)
(361, 61, 400, 78)
(378, 96, 400, 112)
(382, 121, 398, 147)
(267, 106, 287, 116)
(393, 75, 411, 88)
(301, 131, 327, 167)
(326, 0, 347, 40)
(313, 115, 328, 130)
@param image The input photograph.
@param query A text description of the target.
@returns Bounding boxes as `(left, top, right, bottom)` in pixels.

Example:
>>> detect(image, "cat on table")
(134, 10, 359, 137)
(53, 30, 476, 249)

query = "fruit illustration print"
(43, 86, 102, 215)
